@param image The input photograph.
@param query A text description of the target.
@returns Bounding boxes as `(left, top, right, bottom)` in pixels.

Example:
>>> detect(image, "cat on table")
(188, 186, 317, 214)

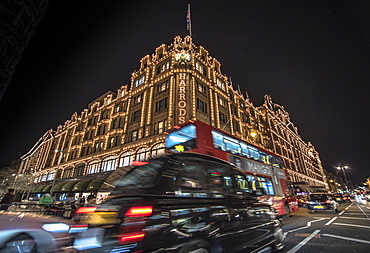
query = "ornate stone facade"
(19, 36, 327, 193)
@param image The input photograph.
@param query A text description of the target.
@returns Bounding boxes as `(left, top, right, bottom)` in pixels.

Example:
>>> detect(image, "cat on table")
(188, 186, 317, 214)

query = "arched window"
(47, 171, 55, 181)
(119, 151, 134, 167)
(101, 156, 118, 172)
(55, 168, 63, 179)
(86, 160, 101, 174)
(136, 147, 149, 161)
(74, 163, 86, 177)
(63, 166, 74, 178)
(41, 173, 48, 182)
(151, 143, 165, 158)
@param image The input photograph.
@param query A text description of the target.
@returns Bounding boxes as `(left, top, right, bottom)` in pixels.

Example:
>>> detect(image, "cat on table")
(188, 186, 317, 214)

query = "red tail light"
(118, 206, 153, 245)
(125, 206, 153, 217)
(119, 232, 146, 244)
(325, 200, 331, 204)
(75, 206, 98, 214)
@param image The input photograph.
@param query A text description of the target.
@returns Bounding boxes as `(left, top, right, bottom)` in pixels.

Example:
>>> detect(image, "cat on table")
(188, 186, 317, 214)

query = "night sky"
(1, 0, 370, 186)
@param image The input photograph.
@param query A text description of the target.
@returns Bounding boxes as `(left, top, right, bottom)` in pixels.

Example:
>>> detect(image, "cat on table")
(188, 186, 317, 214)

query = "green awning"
(53, 182, 68, 192)
(73, 180, 93, 191)
(34, 185, 46, 193)
(87, 178, 106, 191)
(42, 185, 52, 193)
(61, 181, 79, 192)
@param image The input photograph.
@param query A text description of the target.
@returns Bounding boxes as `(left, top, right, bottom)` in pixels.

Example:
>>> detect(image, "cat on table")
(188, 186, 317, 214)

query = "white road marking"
(322, 233, 370, 244)
(287, 230, 321, 253)
(337, 216, 370, 220)
(287, 218, 325, 233)
(325, 217, 337, 225)
(332, 222, 370, 229)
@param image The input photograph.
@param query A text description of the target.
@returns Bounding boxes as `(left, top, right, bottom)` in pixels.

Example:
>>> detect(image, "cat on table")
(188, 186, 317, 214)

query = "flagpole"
(187, 4, 192, 37)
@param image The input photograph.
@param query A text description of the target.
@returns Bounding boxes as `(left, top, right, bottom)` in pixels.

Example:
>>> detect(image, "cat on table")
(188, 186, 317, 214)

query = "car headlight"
(42, 223, 70, 233)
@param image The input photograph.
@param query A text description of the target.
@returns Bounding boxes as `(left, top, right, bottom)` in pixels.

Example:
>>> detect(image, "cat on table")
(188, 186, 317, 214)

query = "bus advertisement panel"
(165, 120, 299, 216)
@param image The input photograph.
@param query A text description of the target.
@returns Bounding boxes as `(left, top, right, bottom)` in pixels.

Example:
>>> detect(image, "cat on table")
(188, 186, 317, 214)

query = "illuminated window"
(135, 76, 145, 87)
(119, 151, 134, 167)
(157, 80, 169, 92)
(133, 94, 142, 104)
(216, 78, 225, 90)
(154, 119, 167, 134)
(130, 130, 138, 142)
(101, 156, 118, 172)
(197, 81, 206, 94)
(151, 143, 165, 158)
(87, 160, 101, 174)
(136, 147, 149, 161)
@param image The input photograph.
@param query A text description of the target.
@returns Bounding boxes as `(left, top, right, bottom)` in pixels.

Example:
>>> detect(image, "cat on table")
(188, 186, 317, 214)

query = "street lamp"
(50, 150, 68, 196)
(337, 165, 349, 192)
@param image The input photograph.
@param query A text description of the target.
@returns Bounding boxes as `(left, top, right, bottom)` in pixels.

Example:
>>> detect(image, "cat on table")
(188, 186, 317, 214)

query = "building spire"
(186, 4, 192, 37)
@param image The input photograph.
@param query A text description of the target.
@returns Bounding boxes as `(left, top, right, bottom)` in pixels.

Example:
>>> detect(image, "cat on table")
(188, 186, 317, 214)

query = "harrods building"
(19, 36, 327, 200)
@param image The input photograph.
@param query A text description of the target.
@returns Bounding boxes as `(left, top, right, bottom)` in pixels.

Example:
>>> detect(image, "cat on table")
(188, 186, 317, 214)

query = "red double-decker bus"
(165, 120, 298, 216)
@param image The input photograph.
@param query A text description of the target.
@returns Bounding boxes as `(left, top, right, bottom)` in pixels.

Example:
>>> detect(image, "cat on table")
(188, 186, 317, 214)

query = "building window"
(151, 143, 165, 158)
(119, 151, 134, 167)
(219, 97, 226, 107)
(130, 130, 138, 142)
(196, 98, 208, 113)
(197, 81, 207, 94)
(232, 105, 238, 116)
(157, 80, 169, 93)
(94, 141, 104, 153)
(74, 164, 86, 177)
(195, 62, 207, 75)
(47, 171, 54, 181)
(101, 109, 110, 120)
(154, 119, 167, 134)
(63, 167, 73, 178)
(233, 120, 240, 132)
(136, 147, 149, 161)
(135, 75, 145, 87)
(133, 110, 141, 122)
(157, 61, 170, 74)
(216, 78, 225, 90)
(111, 117, 123, 129)
(87, 160, 101, 174)
(108, 135, 121, 148)
(156, 98, 168, 112)
(101, 156, 118, 172)
(133, 94, 142, 104)
(219, 112, 227, 123)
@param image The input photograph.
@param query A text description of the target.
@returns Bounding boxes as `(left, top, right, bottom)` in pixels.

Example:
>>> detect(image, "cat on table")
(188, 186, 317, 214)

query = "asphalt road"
(280, 197, 370, 253)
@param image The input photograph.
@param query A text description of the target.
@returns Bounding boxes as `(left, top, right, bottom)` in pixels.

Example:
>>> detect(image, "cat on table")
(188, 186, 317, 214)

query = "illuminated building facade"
(19, 36, 327, 198)
(0, 0, 49, 101)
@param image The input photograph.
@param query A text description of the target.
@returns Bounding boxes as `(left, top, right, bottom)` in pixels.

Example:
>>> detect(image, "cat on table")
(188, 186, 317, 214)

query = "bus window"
(248, 146, 261, 161)
(233, 171, 252, 193)
(212, 130, 225, 151)
(260, 152, 270, 165)
(224, 136, 241, 155)
(166, 124, 197, 152)
(240, 142, 251, 159)
(256, 176, 274, 195)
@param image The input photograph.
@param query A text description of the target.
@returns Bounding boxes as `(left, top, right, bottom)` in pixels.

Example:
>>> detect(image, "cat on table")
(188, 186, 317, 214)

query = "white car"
(0, 211, 75, 252)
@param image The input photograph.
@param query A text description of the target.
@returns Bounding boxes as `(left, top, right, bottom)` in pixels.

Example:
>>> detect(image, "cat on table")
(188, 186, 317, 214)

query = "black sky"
(1, 0, 370, 186)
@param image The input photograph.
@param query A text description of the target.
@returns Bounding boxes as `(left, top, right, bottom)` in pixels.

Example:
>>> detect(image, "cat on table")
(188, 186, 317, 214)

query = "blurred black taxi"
(306, 193, 339, 213)
(70, 153, 284, 252)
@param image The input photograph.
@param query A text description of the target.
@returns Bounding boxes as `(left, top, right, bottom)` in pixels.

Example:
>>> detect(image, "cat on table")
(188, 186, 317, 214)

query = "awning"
(73, 180, 93, 191)
(53, 182, 68, 192)
(61, 181, 79, 192)
(87, 178, 106, 191)
(42, 185, 52, 193)
(34, 185, 46, 193)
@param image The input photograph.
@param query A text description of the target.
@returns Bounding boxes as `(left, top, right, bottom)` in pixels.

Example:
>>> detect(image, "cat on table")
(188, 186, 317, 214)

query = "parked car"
(70, 153, 284, 252)
(306, 193, 339, 213)
(0, 211, 74, 252)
